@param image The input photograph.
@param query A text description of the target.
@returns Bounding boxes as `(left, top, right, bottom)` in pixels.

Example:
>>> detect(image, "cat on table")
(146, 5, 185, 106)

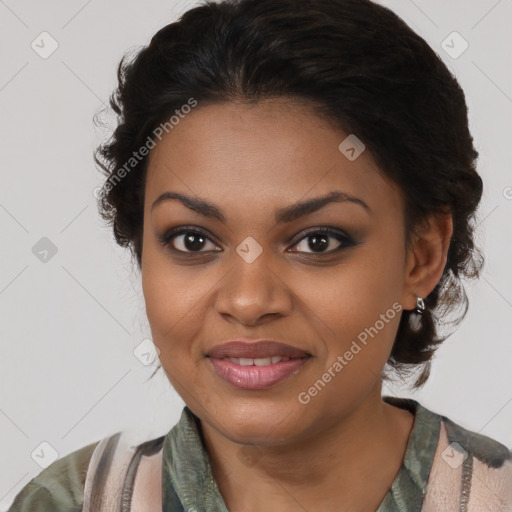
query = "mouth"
(205, 340, 312, 389)
(206, 339, 311, 360)
(217, 355, 301, 366)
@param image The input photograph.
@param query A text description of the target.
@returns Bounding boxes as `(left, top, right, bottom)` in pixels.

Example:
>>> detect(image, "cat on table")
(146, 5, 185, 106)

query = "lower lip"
(207, 356, 311, 390)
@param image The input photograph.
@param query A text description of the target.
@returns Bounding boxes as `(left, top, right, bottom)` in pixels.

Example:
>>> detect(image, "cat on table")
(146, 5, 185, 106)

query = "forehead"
(144, 99, 402, 221)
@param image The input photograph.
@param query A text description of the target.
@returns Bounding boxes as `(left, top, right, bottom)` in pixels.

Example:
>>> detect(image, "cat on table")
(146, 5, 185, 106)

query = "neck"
(199, 389, 415, 512)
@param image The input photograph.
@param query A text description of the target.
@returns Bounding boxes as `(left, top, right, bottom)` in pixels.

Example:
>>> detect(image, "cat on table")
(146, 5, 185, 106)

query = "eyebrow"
(151, 190, 371, 223)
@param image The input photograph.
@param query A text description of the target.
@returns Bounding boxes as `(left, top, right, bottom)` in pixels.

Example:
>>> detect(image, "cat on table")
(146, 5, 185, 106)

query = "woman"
(8, 0, 512, 510)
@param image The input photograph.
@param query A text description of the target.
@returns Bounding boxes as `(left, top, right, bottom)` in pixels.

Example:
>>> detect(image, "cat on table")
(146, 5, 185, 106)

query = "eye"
(288, 227, 354, 254)
(158, 226, 355, 256)
(158, 227, 220, 253)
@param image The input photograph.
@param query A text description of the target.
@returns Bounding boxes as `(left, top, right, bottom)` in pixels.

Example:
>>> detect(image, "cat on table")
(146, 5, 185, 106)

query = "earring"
(414, 296, 426, 314)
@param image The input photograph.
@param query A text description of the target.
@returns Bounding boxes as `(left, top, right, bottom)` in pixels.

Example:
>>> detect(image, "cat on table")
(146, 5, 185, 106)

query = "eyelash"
(157, 226, 356, 256)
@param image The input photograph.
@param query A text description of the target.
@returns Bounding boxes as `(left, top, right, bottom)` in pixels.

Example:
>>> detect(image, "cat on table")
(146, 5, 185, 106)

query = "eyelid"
(157, 226, 220, 249)
(287, 227, 352, 254)
(159, 225, 354, 255)
(288, 226, 349, 245)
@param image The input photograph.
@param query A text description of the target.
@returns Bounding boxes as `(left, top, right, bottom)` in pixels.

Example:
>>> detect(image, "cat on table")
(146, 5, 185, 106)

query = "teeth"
(254, 357, 271, 366)
(240, 357, 257, 366)
(227, 356, 291, 366)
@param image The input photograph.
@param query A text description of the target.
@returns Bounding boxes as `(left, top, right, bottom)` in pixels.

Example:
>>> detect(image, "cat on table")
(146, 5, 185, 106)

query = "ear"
(401, 211, 453, 311)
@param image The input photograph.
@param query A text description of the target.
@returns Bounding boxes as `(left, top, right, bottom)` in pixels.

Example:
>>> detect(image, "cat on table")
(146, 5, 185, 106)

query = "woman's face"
(141, 98, 416, 444)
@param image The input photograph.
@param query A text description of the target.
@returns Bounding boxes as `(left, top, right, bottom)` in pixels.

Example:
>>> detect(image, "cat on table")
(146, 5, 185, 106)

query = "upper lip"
(206, 340, 311, 359)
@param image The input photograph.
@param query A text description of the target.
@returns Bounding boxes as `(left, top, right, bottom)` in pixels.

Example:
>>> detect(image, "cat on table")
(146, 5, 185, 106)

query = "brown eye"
(158, 228, 220, 253)
(289, 228, 354, 254)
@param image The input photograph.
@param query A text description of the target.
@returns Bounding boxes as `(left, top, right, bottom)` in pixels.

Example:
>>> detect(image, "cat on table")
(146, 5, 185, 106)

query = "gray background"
(0, 0, 511, 509)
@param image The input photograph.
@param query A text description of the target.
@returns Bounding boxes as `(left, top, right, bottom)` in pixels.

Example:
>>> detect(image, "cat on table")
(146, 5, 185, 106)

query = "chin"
(208, 401, 306, 444)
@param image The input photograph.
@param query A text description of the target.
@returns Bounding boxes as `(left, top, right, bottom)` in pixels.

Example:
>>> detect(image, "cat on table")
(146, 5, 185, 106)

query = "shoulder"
(7, 440, 100, 512)
(439, 412, 512, 469)
(426, 405, 512, 510)
(442, 413, 512, 507)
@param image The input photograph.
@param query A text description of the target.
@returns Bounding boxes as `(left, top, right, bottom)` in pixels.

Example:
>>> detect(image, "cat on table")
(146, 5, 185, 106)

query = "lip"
(208, 356, 312, 389)
(205, 340, 312, 390)
(206, 340, 311, 359)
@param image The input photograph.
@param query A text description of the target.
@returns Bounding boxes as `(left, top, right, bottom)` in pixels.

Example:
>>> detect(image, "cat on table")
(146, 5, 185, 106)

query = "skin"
(141, 98, 453, 512)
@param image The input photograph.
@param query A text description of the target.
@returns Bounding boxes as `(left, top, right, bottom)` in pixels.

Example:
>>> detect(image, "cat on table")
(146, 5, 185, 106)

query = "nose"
(213, 246, 293, 326)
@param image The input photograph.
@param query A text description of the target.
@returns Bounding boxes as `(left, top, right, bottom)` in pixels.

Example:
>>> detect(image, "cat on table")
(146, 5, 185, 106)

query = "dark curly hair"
(94, 0, 484, 389)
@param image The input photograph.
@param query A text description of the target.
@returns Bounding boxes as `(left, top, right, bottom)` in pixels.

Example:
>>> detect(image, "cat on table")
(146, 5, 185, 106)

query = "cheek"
(141, 247, 206, 353)
(299, 240, 404, 361)
(142, 261, 209, 401)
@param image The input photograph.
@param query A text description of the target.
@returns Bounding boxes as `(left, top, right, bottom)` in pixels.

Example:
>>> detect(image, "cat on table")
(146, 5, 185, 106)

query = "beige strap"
(83, 430, 154, 512)
(130, 446, 164, 511)
(422, 420, 480, 512)
(422, 421, 464, 512)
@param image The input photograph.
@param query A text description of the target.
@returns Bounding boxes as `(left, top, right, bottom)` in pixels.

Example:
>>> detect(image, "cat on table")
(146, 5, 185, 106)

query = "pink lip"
(208, 356, 311, 389)
(206, 340, 310, 359)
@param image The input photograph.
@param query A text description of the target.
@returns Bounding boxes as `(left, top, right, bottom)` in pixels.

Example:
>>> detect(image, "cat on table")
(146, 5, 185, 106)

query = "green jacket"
(8, 396, 512, 511)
